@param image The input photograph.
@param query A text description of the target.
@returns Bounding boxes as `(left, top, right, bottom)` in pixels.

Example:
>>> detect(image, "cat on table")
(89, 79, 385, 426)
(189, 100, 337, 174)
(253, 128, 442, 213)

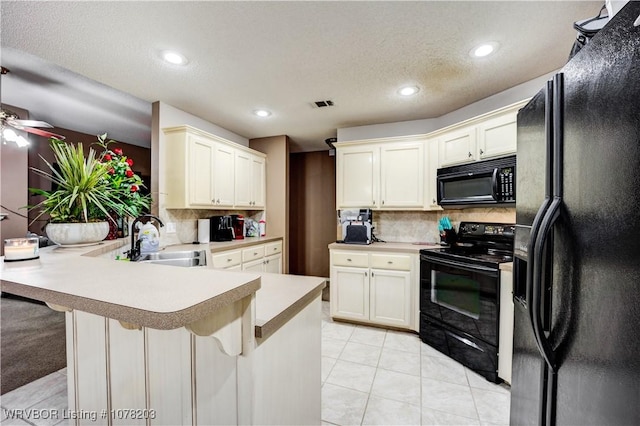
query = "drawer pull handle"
(347, 258, 352, 261)
(387, 261, 393, 264)
(227, 258, 232, 262)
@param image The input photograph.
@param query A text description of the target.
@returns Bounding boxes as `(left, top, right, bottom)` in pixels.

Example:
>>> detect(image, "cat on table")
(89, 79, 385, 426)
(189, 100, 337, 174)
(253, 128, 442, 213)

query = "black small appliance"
(210, 215, 234, 242)
(437, 155, 515, 208)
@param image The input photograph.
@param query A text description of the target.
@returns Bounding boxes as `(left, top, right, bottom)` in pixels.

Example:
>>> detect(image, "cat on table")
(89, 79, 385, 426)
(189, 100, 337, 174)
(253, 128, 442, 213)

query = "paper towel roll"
(197, 219, 210, 243)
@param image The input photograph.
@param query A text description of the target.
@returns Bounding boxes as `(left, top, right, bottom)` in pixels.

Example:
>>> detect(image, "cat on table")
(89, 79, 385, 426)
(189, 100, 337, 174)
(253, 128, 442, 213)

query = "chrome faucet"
(128, 214, 165, 260)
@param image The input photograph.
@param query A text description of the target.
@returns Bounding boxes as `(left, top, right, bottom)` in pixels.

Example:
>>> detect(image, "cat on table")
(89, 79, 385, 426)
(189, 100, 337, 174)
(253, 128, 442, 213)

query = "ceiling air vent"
(314, 100, 334, 108)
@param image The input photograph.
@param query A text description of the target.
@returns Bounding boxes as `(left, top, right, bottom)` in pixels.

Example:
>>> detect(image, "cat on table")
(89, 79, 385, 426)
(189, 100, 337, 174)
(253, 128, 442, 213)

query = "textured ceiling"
(0, 1, 602, 151)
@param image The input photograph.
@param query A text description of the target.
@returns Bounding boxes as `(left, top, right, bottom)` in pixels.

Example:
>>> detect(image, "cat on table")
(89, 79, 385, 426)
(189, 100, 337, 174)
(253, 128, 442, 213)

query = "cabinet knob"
(227, 258, 232, 262)
(479, 149, 484, 155)
(468, 152, 472, 158)
(365, 271, 368, 277)
(387, 261, 393, 264)
(432, 198, 436, 204)
(347, 258, 352, 262)
(382, 200, 385, 205)
(372, 200, 376, 205)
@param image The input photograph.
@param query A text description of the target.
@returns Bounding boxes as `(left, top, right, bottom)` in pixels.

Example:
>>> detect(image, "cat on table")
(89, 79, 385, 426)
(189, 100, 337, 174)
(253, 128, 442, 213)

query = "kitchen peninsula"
(0, 240, 325, 425)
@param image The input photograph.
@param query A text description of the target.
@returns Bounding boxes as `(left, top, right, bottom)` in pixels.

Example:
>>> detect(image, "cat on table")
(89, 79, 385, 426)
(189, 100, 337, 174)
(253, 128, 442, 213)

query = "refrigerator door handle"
(531, 73, 564, 373)
(531, 198, 560, 372)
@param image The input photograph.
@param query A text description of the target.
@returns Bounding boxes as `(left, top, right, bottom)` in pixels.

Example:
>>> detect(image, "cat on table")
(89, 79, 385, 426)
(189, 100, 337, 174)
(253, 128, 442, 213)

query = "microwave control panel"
(498, 167, 515, 201)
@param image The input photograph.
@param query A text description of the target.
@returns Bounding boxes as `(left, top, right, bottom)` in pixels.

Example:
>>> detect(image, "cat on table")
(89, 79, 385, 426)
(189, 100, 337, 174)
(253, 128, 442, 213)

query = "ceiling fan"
(1, 108, 66, 143)
(1, 66, 66, 146)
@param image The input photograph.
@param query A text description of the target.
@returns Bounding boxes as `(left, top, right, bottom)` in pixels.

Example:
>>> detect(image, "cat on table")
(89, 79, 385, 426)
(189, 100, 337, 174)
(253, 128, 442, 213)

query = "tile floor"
(0, 301, 510, 425)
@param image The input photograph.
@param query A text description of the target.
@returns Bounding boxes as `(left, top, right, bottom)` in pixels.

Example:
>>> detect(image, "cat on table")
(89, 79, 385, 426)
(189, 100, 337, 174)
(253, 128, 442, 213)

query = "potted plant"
(29, 134, 151, 245)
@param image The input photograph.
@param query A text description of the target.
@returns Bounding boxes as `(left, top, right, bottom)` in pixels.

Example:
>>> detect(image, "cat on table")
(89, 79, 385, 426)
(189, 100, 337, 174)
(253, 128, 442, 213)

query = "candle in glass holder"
(3, 237, 39, 262)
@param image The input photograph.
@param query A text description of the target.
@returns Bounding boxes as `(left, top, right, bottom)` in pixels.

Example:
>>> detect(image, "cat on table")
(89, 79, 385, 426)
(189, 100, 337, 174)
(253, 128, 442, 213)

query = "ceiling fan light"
(15, 135, 29, 147)
(2, 127, 18, 142)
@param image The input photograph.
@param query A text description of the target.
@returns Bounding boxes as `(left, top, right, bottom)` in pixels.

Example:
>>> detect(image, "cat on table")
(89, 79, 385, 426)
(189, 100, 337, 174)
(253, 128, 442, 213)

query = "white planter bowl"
(46, 222, 109, 246)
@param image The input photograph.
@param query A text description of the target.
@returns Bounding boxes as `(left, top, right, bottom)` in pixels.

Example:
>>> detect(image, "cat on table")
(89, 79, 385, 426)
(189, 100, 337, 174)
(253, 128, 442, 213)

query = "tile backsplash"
(160, 209, 264, 246)
(373, 208, 516, 243)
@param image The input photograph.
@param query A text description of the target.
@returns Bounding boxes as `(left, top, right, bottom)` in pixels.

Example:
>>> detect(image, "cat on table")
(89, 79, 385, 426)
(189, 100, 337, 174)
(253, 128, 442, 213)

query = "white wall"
(337, 71, 555, 142)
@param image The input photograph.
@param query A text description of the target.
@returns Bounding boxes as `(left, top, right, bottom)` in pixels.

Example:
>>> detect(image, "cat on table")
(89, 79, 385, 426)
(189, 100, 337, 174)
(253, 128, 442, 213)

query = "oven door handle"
(421, 256, 498, 275)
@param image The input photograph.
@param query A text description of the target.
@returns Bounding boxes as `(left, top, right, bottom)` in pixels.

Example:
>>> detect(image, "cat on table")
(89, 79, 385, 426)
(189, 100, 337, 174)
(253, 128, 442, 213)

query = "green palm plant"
(29, 137, 150, 224)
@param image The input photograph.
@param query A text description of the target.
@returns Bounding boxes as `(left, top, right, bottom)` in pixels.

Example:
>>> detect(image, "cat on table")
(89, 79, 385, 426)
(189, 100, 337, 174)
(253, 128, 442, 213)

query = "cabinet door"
(438, 126, 477, 167)
(332, 266, 369, 321)
(369, 269, 411, 328)
(336, 146, 378, 208)
(498, 269, 514, 384)
(234, 150, 252, 207)
(212, 143, 235, 207)
(251, 155, 266, 209)
(188, 136, 215, 207)
(242, 258, 264, 272)
(379, 142, 424, 208)
(477, 112, 517, 160)
(264, 253, 282, 274)
(425, 138, 442, 210)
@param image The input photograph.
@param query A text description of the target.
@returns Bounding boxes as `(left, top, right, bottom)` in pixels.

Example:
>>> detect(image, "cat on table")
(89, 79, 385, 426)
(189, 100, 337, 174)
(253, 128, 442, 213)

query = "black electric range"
(419, 221, 515, 383)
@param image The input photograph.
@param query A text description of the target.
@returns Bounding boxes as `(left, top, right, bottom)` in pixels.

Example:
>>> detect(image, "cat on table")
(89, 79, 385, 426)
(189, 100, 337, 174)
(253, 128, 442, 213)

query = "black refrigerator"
(511, 3, 640, 425)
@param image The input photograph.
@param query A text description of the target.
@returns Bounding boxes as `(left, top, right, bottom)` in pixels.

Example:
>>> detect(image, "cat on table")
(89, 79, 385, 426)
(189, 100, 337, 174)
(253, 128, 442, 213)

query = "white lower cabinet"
(330, 250, 416, 330)
(498, 268, 514, 384)
(213, 240, 283, 273)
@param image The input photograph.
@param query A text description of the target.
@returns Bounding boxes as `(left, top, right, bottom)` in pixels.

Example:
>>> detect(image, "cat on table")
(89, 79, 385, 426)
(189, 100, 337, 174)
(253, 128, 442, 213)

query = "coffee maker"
(340, 208, 373, 245)
(209, 216, 234, 242)
(230, 215, 245, 240)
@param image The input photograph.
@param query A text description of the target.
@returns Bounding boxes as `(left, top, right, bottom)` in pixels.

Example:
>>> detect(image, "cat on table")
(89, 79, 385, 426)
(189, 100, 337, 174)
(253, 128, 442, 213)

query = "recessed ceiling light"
(253, 109, 271, 117)
(162, 50, 188, 65)
(398, 86, 419, 96)
(471, 43, 498, 58)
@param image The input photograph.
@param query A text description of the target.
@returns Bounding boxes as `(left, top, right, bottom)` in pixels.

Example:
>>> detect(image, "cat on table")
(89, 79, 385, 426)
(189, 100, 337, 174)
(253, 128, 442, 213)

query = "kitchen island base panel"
(65, 294, 321, 425)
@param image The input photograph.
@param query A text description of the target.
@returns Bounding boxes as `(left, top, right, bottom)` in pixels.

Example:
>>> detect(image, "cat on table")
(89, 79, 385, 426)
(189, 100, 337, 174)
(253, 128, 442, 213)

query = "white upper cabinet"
(337, 145, 378, 208)
(212, 142, 235, 207)
(425, 138, 442, 210)
(336, 139, 425, 210)
(250, 155, 266, 209)
(380, 142, 424, 208)
(188, 135, 216, 207)
(163, 125, 266, 210)
(438, 125, 477, 167)
(477, 111, 517, 160)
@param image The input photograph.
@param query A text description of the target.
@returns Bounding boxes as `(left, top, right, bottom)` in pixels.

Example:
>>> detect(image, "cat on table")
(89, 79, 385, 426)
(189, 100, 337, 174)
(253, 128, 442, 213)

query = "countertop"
(500, 262, 513, 273)
(1, 236, 324, 339)
(328, 241, 441, 253)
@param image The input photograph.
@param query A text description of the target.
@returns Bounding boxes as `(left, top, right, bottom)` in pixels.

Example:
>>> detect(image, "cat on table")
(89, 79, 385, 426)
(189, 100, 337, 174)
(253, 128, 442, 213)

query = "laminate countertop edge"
(254, 274, 326, 340)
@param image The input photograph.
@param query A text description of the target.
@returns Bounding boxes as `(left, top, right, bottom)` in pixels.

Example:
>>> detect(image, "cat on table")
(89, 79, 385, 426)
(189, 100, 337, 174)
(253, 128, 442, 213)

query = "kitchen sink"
(137, 250, 207, 267)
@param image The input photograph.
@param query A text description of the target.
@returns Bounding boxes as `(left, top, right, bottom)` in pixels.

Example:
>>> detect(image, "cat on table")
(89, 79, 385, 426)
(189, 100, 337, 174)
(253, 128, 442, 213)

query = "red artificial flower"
(108, 168, 115, 174)
(126, 158, 134, 166)
(126, 169, 134, 178)
(103, 154, 112, 161)
(114, 148, 123, 156)
(130, 185, 138, 192)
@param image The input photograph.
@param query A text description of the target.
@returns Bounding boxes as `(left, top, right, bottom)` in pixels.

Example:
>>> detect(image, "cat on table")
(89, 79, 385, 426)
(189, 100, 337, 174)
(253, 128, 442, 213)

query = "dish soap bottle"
(138, 222, 160, 254)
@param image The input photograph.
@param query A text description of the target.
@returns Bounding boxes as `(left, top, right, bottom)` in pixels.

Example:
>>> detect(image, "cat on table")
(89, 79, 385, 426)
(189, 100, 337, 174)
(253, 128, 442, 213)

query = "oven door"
(420, 254, 499, 346)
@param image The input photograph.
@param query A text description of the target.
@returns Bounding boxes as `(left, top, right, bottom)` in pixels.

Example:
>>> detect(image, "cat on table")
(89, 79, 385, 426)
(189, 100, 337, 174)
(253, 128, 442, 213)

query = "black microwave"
(436, 155, 516, 208)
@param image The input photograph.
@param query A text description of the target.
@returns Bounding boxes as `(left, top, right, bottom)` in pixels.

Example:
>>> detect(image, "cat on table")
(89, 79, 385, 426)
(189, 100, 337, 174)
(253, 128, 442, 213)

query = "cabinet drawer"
(242, 245, 265, 262)
(211, 250, 242, 269)
(332, 252, 369, 268)
(370, 253, 412, 271)
(264, 241, 282, 256)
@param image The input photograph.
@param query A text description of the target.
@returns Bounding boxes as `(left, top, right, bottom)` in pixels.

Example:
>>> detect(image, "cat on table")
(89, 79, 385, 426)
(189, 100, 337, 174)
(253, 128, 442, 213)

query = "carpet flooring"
(1, 294, 67, 395)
